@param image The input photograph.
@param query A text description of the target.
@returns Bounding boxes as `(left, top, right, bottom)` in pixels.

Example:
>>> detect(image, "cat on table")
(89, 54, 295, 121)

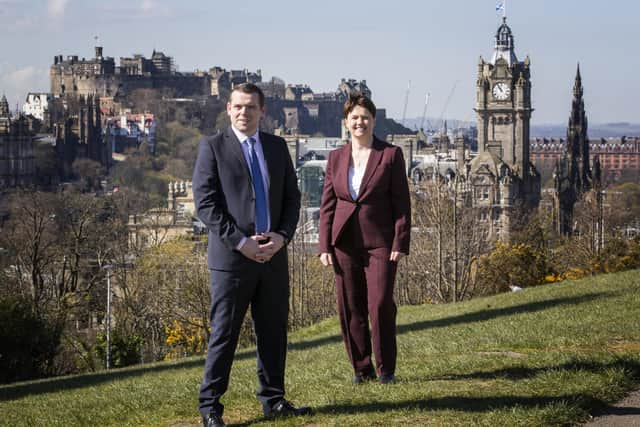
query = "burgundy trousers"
(332, 245, 398, 376)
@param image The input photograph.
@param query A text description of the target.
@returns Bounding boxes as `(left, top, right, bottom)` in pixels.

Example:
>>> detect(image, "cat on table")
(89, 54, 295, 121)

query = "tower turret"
(491, 17, 518, 66)
(0, 94, 9, 118)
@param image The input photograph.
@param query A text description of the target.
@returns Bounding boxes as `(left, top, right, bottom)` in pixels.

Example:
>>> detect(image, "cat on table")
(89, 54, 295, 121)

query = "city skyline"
(0, 0, 638, 125)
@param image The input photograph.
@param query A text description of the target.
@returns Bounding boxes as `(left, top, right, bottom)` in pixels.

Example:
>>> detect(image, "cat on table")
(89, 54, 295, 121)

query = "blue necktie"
(246, 137, 268, 234)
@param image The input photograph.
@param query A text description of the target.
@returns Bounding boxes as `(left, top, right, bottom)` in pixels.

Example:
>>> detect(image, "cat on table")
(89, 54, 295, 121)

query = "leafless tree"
(404, 179, 492, 304)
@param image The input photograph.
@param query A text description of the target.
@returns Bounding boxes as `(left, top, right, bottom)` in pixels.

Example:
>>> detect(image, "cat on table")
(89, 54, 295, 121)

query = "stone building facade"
(50, 47, 224, 99)
(128, 181, 200, 249)
(265, 78, 374, 137)
(531, 135, 639, 186)
(454, 17, 541, 239)
(49, 94, 111, 179)
(51, 46, 267, 101)
(0, 95, 35, 188)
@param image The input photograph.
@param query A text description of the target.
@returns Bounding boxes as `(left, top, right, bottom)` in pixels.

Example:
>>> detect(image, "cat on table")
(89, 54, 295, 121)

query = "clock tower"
(476, 17, 533, 177)
(459, 16, 540, 239)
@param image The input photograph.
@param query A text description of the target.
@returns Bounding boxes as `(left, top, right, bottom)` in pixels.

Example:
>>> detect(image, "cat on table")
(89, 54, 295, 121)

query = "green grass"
(2, 270, 640, 426)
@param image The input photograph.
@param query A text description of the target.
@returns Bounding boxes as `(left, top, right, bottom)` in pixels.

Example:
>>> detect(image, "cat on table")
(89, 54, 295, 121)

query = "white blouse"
(348, 166, 365, 200)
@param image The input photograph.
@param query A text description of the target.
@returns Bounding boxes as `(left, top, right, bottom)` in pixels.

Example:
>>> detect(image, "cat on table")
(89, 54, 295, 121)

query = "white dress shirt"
(348, 165, 365, 200)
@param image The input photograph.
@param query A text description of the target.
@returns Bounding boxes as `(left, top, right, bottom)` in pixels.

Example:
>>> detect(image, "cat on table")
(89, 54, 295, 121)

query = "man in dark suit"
(192, 83, 309, 427)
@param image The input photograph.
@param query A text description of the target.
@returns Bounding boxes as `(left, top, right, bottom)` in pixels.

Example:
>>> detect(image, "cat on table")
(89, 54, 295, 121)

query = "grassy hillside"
(1, 270, 640, 426)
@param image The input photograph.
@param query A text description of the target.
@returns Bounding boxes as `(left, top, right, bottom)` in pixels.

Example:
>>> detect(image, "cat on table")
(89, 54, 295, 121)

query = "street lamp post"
(104, 264, 112, 370)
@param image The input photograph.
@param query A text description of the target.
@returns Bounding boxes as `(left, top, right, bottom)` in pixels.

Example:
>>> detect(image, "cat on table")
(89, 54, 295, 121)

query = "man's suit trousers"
(198, 260, 289, 417)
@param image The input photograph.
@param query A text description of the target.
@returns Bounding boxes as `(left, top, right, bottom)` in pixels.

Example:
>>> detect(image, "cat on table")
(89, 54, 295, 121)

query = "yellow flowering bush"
(164, 318, 207, 360)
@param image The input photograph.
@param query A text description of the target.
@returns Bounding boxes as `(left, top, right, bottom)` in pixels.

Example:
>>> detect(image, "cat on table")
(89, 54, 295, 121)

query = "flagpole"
(504, 0, 507, 19)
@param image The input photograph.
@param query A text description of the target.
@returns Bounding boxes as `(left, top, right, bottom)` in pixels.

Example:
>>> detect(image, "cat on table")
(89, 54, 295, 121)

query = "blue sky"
(1, 0, 638, 125)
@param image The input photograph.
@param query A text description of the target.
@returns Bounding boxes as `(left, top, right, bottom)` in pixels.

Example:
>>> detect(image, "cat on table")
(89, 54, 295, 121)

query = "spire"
(569, 63, 586, 133)
(566, 64, 591, 193)
(0, 94, 9, 118)
(491, 17, 518, 65)
(573, 63, 583, 98)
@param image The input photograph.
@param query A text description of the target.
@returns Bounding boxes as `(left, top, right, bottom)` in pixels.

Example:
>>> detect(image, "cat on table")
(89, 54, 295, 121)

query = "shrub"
(164, 319, 208, 360)
(0, 295, 62, 383)
(95, 328, 143, 368)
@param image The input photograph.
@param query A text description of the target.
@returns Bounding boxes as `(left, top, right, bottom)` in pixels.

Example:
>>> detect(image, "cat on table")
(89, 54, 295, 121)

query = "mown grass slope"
(1, 269, 639, 426)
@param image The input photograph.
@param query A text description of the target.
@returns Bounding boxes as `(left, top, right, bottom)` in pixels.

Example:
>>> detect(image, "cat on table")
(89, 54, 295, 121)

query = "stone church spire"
(567, 63, 591, 192)
(554, 64, 598, 235)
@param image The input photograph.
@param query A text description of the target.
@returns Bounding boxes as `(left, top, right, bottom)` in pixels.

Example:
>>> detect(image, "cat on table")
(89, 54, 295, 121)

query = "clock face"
(492, 82, 511, 100)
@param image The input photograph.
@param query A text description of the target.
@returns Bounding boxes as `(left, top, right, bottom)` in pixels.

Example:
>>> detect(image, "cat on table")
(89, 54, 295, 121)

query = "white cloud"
(47, 0, 70, 19)
(96, 1, 171, 21)
(141, 0, 154, 14)
(0, 66, 49, 111)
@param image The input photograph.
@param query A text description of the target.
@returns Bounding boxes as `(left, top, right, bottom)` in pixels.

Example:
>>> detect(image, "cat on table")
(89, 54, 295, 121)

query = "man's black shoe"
(202, 412, 226, 427)
(378, 373, 396, 384)
(353, 371, 377, 385)
(264, 399, 312, 418)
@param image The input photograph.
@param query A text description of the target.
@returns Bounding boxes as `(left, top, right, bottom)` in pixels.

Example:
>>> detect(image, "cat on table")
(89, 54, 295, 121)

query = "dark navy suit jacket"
(192, 127, 301, 270)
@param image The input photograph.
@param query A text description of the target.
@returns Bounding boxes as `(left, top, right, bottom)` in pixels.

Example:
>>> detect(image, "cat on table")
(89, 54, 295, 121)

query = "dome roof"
(491, 17, 518, 66)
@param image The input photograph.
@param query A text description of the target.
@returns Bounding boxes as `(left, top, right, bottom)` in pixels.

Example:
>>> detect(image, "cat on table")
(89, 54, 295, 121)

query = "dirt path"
(584, 388, 640, 426)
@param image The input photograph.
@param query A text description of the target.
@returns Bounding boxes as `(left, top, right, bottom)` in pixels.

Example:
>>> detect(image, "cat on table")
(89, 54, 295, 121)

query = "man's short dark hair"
(343, 93, 376, 119)
(230, 83, 265, 107)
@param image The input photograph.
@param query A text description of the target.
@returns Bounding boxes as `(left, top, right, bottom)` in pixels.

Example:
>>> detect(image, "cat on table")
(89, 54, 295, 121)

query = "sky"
(1, 0, 639, 125)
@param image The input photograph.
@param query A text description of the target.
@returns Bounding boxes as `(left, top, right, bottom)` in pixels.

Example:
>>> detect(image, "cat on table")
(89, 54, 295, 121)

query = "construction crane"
(438, 80, 458, 132)
(401, 80, 410, 127)
(420, 92, 430, 131)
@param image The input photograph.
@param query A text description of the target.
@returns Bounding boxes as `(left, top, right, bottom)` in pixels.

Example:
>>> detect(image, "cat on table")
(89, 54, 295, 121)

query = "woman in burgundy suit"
(318, 94, 411, 385)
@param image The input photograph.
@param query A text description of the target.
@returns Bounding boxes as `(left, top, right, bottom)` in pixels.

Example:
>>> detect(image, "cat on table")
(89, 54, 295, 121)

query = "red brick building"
(531, 136, 640, 185)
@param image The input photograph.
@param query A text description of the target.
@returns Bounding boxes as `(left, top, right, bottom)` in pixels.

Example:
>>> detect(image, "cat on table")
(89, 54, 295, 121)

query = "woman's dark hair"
(343, 93, 376, 119)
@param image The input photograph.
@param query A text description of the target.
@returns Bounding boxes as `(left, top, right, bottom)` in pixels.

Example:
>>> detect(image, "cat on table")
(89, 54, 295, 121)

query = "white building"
(22, 93, 52, 121)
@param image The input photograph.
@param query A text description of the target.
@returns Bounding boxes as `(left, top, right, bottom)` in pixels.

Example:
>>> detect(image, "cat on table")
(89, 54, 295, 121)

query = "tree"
(403, 179, 492, 303)
(287, 221, 336, 328)
(0, 188, 131, 376)
(116, 238, 210, 361)
(475, 241, 549, 294)
(72, 158, 106, 192)
(215, 110, 230, 131)
(606, 182, 640, 236)
(0, 294, 62, 383)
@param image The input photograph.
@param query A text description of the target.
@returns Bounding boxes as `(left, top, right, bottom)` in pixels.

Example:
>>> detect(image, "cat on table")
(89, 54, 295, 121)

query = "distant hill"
(399, 116, 640, 138)
(531, 122, 640, 139)
(400, 117, 472, 132)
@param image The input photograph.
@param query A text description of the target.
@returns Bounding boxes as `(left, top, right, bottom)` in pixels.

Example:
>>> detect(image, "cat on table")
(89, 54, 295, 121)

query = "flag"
(496, 2, 504, 12)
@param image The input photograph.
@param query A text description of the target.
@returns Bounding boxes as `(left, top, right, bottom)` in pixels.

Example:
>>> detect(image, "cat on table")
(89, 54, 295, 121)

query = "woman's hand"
(319, 252, 333, 266)
(389, 251, 406, 262)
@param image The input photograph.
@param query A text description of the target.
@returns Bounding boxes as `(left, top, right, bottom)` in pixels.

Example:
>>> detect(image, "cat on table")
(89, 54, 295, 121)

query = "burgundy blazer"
(318, 137, 411, 254)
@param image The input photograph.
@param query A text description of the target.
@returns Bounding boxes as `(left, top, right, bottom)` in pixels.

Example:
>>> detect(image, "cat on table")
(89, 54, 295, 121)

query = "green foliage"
(117, 238, 210, 362)
(215, 109, 230, 131)
(109, 148, 169, 199)
(592, 237, 640, 274)
(95, 328, 143, 369)
(607, 182, 640, 231)
(0, 295, 62, 383)
(476, 241, 551, 294)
